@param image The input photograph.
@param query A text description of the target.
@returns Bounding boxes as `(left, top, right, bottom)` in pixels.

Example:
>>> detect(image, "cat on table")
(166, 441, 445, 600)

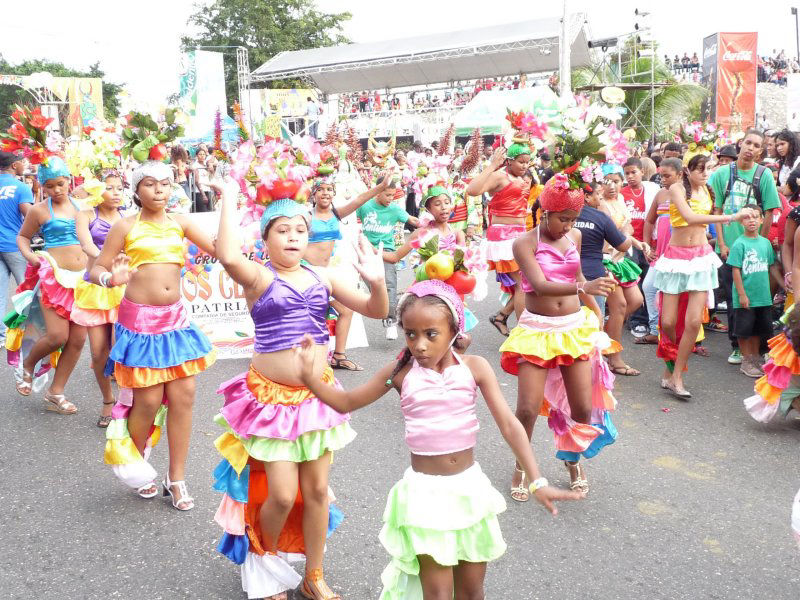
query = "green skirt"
(379, 463, 507, 599)
(603, 256, 642, 285)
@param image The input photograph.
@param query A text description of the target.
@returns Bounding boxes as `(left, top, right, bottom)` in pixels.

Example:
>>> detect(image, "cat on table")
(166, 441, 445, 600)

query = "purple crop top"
(251, 262, 330, 354)
(83, 208, 121, 282)
(521, 229, 581, 293)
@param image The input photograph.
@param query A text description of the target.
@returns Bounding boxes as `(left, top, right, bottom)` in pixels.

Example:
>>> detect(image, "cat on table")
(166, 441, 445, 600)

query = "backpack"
(724, 163, 766, 206)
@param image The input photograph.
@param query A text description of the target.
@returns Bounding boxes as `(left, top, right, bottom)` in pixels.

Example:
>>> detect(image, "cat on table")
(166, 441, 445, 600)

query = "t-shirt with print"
(356, 198, 410, 251)
(709, 163, 780, 253)
(0, 174, 33, 252)
(621, 181, 660, 241)
(726, 234, 775, 308)
(574, 205, 628, 280)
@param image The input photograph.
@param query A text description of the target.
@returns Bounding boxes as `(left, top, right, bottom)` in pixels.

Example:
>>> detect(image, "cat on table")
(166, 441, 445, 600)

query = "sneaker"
(717, 301, 727, 311)
(630, 325, 647, 338)
(706, 316, 728, 332)
(727, 349, 742, 365)
(740, 357, 763, 378)
(384, 320, 398, 340)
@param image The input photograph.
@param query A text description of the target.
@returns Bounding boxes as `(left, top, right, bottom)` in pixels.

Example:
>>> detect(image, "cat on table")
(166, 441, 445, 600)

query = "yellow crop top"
(124, 214, 185, 269)
(670, 186, 712, 228)
(603, 196, 631, 230)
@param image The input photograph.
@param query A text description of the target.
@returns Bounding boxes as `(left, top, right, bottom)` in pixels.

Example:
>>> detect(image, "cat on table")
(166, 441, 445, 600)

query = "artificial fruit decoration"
(445, 270, 476, 295)
(425, 252, 455, 281)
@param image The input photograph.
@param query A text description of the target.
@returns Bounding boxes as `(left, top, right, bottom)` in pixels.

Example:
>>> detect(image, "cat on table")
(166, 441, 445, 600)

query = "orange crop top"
(670, 186, 712, 228)
(488, 173, 527, 219)
(124, 214, 185, 269)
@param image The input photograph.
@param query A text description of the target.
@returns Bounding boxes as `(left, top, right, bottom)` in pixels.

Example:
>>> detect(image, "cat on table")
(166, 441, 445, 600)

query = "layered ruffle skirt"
(486, 224, 525, 292)
(71, 276, 125, 327)
(103, 297, 216, 489)
(379, 463, 506, 600)
(213, 366, 354, 599)
(603, 256, 642, 287)
(499, 307, 618, 461)
(653, 244, 721, 294)
(743, 331, 800, 423)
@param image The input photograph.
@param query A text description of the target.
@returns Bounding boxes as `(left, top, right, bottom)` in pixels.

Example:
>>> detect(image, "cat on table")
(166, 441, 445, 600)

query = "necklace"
(627, 185, 644, 199)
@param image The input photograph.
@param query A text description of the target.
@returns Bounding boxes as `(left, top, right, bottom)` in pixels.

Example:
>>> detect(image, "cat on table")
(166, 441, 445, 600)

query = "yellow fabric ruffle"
(74, 278, 125, 310)
(500, 307, 599, 361)
(5, 327, 24, 352)
(247, 365, 335, 406)
(215, 431, 249, 475)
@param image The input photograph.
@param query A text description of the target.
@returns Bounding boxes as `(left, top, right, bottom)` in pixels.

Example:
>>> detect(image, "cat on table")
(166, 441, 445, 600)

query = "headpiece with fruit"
(121, 109, 184, 163)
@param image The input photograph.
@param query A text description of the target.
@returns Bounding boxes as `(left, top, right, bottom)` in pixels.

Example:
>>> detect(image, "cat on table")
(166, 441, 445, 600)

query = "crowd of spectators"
(758, 51, 800, 86)
(665, 52, 701, 73)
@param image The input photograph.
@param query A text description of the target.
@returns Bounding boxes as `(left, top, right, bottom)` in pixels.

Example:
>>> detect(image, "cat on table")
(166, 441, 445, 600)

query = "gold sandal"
(510, 466, 529, 502)
(15, 368, 33, 396)
(44, 391, 77, 415)
(300, 568, 341, 600)
(565, 461, 589, 494)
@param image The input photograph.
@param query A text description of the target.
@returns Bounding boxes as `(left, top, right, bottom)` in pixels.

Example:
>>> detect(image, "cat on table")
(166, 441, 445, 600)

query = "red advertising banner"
(715, 32, 758, 132)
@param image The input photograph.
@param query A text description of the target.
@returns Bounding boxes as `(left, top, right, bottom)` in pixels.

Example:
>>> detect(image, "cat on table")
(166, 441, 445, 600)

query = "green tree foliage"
(0, 57, 123, 129)
(181, 0, 352, 105)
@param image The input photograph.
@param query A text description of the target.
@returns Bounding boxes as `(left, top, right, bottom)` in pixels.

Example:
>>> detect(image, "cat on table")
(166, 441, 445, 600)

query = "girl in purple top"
(213, 183, 388, 600)
(74, 171, 125, 427)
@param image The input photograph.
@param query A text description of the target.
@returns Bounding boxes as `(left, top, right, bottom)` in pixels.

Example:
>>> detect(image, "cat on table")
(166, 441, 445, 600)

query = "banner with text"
(177, 50, 228, 137)
(714, 32, 758, 132)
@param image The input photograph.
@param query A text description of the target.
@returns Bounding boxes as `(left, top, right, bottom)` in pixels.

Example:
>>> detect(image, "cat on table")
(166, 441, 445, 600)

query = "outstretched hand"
(110, 253, 136, 286)
(532, 486, 585, 516)
(353, 235, 385, 286)
(490, 147, 506, 169)
(293, 334, 318, 385)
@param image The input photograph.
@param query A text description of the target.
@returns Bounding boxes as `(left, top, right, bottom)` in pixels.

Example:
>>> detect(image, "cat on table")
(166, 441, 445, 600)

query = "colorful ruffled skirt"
(213, 366, 355, 599)
(71, 276, 125, 327)
(743, 331, 800, 423)
(603, 256, 642, 287)
(379, 463, 506, 600)
(499, 307, 618, 461)
(653, 244, 721, 294)
(486, 224, 525, 292)
(103, 297, 216, 489)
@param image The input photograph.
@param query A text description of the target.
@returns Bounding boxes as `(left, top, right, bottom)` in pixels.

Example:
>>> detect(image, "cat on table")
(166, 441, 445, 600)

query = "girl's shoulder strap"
(46, 197, 54, 218)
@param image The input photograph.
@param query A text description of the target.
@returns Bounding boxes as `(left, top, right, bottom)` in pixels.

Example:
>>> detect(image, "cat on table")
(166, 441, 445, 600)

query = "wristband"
(528, 477, 549, 494)
(576, 281, 585, 295)
(99, 272, 112, 288)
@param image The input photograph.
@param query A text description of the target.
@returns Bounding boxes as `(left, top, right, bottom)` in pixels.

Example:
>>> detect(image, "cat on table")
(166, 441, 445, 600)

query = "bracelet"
(99, 272, 112, 288)
(576, 281, 585, 295)
(528, 477, 549, 494)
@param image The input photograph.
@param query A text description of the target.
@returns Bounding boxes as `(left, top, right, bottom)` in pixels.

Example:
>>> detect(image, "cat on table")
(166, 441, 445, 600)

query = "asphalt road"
(1, 271, 798, 600)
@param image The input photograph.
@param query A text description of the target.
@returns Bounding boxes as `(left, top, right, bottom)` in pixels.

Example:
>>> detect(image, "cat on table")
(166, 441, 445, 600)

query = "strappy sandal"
(330, 351, 363, 371)
(97, 400, 115, 428)
(15, 368, 33, 396)
(162, 475, 194, 511)
(510, 467, 529, 502)
(565, 461, 589, 494)
(489, 313, 511, 337)
(300, 568, 341, 600)
(137, 481, 159, 499)
(610, 364, 641, 376)
(44, 391, 77, 415)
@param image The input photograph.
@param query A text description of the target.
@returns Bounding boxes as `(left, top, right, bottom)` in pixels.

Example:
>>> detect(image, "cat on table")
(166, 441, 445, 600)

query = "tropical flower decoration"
(65, 121, 122, 180)
(0, 105, 57, 165)
(678, 121, 727, 153)
(503, 110, 549, 153)
(121, 109, 184, 163)
(548, 95, 630, 190)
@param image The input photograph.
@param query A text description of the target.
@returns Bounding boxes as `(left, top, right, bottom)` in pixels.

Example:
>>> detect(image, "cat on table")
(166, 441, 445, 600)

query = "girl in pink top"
(294, 280, 581, 599)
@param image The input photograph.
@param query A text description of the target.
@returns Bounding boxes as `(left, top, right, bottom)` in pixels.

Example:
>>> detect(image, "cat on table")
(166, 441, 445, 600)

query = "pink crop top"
(521, 229, 581, 293)
(400, 351, 479, 455)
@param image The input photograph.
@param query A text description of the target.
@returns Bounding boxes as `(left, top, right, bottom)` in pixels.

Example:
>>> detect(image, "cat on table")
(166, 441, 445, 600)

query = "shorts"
(733, 306, 773, 340)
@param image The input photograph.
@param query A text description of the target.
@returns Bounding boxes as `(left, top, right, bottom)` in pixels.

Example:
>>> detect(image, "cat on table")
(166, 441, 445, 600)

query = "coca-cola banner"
(715, 32, 758, 132)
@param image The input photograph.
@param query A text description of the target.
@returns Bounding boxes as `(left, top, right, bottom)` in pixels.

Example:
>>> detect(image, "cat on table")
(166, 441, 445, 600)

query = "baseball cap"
(718, 145, 738, 159)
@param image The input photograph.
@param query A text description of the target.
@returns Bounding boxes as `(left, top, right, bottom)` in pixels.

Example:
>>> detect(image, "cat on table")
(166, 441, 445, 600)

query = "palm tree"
(572, 44, 707, 142)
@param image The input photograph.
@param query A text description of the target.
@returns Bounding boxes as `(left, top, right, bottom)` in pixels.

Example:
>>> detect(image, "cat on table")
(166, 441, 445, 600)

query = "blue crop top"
(40, 198, 80, 249)
(309, 214, 342, 243)
(251, 263, 330, 353)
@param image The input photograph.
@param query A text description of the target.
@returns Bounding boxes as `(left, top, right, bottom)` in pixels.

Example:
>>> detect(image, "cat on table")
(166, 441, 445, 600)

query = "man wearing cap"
(0, 151, 34, 342)
(717, 145, 738, 167)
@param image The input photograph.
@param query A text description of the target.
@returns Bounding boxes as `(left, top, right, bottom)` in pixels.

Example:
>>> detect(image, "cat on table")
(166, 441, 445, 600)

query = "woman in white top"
(776, 129, 800, 191)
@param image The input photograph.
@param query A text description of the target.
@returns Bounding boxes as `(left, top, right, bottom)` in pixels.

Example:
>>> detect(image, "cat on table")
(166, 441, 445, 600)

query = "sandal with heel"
(15, 368, 33, 396)
(565, 460, 589, 494)
(510, 466, 529, 502)
(44, 391, 77, 415)
(137, 481, 159, 499)
(162, 475, 194, 511)
(300, 568, 341, 600)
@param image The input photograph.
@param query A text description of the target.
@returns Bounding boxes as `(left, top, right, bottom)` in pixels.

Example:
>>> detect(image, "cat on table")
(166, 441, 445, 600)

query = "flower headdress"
(65, 121, 122, 181)
(503, 110, 549, 159)
(678, 121, 726, 152)
(121, 109, 184, 163)
(0, 105, 65, 182)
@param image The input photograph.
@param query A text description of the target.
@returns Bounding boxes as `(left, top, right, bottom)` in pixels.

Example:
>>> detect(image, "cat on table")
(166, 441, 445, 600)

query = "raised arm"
(669, 183, 745, 226)
(327, 235, 388, 318)
(465, 148, 505, 196)
(336, 170, 394, 218)
(214, 180, 263, 291)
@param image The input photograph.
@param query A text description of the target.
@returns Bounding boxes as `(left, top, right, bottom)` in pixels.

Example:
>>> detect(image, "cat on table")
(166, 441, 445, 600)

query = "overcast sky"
(0, 0, 798, 108)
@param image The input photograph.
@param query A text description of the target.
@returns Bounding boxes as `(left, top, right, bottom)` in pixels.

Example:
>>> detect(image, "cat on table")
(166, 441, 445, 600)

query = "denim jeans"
(627, 247, 650, 329)
(0, 251, 28, 338)
(383, 255, 397, 321)
(594, 294, 606, 316)
(642, 266, 659, 336)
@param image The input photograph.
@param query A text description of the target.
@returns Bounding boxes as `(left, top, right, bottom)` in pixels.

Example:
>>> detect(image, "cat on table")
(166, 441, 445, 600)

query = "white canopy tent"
(250, 17, 591, 94)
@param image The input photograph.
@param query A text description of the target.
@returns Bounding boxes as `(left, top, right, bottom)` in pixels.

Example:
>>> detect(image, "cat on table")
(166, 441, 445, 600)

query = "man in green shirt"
(709, 129, 779, 364)
(356, 176, 419, 339)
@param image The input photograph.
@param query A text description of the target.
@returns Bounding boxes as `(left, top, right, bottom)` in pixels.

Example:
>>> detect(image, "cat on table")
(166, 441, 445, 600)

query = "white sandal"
(137, 482, 159, 499)
(44, 391, 77, 415)
(162, 475, 194, 511)
(15, 367, 33, 396)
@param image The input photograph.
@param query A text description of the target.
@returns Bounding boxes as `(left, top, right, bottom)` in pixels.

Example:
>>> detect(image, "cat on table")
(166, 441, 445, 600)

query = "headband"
(601, 163, 624, 177)
(507, 143, 532, 159)
(260, 198, 311, 235)
(37, 156, 70, 184)
(423, 185, 451, 205)
(312, 176, 336, 196)
(131, 160, 174, 192)
(399, 280, 465, 334)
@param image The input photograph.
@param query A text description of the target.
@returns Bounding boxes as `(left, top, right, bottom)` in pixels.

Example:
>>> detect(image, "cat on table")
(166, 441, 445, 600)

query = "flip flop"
(610, 365, 641, 376)
(330, 352, 363, 371)
(634, 335, 658, 345)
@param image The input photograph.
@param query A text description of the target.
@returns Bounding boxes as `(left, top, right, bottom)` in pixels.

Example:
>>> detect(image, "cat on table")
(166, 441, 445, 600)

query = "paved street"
(1, 273, 798, 599)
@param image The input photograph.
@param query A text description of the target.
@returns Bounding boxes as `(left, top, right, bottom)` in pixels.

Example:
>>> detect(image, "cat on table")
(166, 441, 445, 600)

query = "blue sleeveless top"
(41, 198, 80, 249)
(309, 214, 342, 243)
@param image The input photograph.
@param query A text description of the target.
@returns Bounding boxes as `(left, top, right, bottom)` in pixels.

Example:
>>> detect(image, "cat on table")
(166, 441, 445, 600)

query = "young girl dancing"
(212, 181, 388, 600)
(500, 181, 618, 498)
(305, 174, 391, 371)
(74, 171, 125, 427)
(293, 279, 581, 599)
(14, 157, 87, 414)
(91, 161, 216, 508)
(653, 155, 751, 398)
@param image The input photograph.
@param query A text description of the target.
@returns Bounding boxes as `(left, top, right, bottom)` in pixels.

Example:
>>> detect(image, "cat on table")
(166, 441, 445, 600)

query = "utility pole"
(559, 0, 571, 98)
(793, 7, 800, 64)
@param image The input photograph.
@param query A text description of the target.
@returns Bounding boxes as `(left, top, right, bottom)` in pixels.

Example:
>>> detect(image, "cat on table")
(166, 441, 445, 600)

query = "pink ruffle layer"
(38, 259, 76, 318)
(218, 372, 350, 442)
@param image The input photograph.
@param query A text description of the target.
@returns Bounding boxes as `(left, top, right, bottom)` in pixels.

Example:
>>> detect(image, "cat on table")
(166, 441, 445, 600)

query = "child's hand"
(353, 235, 385, 286)
(740, 294, 750, 309)
(533, 485, 585, 516)
(110, 253, 136, 286)
(293, 334, 317, 384)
